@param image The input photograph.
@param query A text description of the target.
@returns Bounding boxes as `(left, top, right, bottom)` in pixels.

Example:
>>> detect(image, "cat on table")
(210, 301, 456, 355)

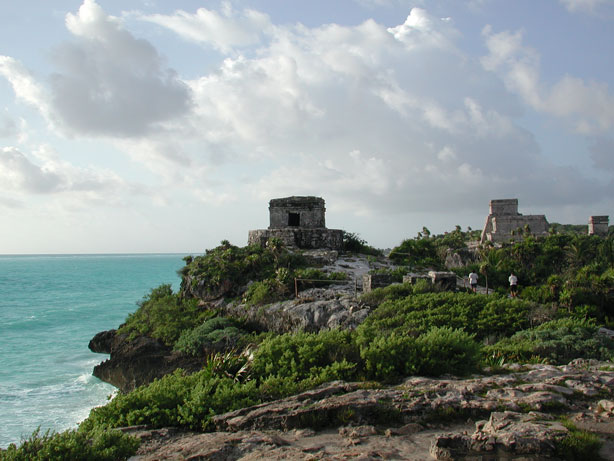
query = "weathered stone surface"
(222, 294, 370, 334)
(125, 361, 614, 460)
(589, 215, 609, 236)
(248, 196, 344, 250)
(248, 228, 344, 251)
(481, 198, 549, 243)
(362, 274, 398, 292)
(431, 411, 568, 459)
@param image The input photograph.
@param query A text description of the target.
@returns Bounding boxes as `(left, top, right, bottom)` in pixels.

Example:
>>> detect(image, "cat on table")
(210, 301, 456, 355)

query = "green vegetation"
(0, 427, 139, 461)
(557, 418, 603, 460)
(389, 225, 478, 269)
(342, 231, 382, 256)
(485, 318, 614, 364)
(179, 239, 307, 300)
(117, 284, 213, 346)
(357, 292, 536, 342)
(174, 317, 248, 356)
(9, 228, 614, 458)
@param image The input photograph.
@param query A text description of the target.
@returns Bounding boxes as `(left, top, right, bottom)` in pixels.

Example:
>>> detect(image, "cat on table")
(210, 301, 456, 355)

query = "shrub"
(294, 268, 348, 290)
(174, 317, 247, 356)
(359, 333, 419, 381)
(242, 279, 287, 306)
(359, 327, 481, 381)
(356, 292, 534, 345)
(359, 282, 415, 307)
(389, 238, 442, 269)
(80, 368, 261, 432)
(342, 231, 382, 256)
(485, 318, 614, 364)
(117, 284, 211, 346)
(179, 242, 307, 300)
(1, 427, 139, 461)
(251, 330, 359, 381)
(415, 327, 481, 376)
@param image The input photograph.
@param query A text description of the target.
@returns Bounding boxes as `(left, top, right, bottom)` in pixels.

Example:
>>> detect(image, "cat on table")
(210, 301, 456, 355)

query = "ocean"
(0, 253, 187, 448)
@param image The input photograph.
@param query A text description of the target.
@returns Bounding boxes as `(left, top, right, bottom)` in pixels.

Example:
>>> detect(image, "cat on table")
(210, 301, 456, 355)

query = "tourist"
(468, 271, 478, 293)
(509, 273, 518, 297)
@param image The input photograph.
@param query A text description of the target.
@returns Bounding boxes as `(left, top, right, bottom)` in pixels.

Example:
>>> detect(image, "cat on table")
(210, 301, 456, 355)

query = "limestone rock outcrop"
(122, 360, 614, 460)
(222, 288, 370, 334)
(89, 331, 202, 393)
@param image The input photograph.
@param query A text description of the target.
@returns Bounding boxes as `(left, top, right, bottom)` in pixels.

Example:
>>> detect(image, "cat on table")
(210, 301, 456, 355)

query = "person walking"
(509, 273, 518, 298)
(468, 271, 478, 293)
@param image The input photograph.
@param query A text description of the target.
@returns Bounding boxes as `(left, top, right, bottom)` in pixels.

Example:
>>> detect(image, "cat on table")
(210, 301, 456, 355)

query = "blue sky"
(0, 0, 613, 253)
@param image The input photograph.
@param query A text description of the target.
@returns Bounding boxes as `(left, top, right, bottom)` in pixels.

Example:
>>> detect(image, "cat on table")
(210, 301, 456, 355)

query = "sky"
(0, 0, 613, 254)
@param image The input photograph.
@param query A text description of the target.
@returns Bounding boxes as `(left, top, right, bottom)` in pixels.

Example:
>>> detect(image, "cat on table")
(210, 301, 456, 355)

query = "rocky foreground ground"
(119, 359, 614, 460)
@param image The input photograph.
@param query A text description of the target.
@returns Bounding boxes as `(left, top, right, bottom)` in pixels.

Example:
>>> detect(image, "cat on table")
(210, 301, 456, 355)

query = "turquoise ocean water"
(0, 254, 186, 448)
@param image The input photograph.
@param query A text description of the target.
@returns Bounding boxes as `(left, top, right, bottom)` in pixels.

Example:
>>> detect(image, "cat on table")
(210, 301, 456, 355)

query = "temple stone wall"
(481, 199, 549, 243)
(249, 196, 343, 250)
(588, 216, 609, 236)
(269, 196, 326, 229)
(248, 228, 344, 250)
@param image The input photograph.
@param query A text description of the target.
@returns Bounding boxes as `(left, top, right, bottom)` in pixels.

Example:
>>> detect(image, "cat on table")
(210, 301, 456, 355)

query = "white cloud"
(388, 8, 458, 50)
(0, 145, 129, 207)
(1, 1, 610, 249)
(0, 56, 51, 119)
(2, 0, 193, 138)
(0, 147, 63, 194)
(481, 25, 614, 134)
(141, 2, 272, 53)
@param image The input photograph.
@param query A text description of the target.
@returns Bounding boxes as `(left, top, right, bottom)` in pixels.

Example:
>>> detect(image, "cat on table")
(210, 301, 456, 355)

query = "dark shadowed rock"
(88, 329, 117, 354)
(90, 334, 203, 392)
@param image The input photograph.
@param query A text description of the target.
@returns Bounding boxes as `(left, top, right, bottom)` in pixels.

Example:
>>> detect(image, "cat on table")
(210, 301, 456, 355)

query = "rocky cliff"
(119, 360, 614, 459)
(89, 330, 202, 393)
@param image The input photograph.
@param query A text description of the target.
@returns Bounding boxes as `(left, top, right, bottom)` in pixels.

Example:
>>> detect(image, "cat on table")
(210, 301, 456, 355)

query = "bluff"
(89, 330, 202, 393)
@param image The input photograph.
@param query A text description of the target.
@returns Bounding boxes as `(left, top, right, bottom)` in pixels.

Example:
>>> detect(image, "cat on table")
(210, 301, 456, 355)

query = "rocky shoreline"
(118, 359, 614, 460)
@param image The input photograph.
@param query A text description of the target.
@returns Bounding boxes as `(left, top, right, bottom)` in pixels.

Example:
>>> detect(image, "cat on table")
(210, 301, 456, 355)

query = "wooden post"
(294, 278, 298, 298)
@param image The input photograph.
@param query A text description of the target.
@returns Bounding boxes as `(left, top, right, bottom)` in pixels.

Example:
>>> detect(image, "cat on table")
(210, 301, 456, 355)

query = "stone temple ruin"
(588, 216, 609, 237)
(248, 196, 344, 250)
(481, 199, 549, 243)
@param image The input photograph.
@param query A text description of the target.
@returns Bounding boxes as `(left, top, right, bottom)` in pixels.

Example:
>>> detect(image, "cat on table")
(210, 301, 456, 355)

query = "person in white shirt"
(509, 273, 518, 297)
(468, 272, 478, 293)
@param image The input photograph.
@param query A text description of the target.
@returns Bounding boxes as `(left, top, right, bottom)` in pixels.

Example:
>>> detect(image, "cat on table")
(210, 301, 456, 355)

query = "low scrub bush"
(1, 427, 139, 461)
(359, 333, 419, 381)
(251, 329, 359, 381)
(242, 279, 288, 306)
(356, 292, 534, 344)
(342, 231, 382, 256)
(174, 317, 247, 356)
(81, 368, 261, 432)
(485, 318, 614, 364)
(179, 241, 307, 300)
(359, 327, 481, 381)
(359, 282, 415, 307)
(117, 284, 212, 346)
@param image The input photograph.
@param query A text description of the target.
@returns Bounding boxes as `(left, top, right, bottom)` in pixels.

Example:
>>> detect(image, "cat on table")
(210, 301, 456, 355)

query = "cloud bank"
(0, 0, 612, 251)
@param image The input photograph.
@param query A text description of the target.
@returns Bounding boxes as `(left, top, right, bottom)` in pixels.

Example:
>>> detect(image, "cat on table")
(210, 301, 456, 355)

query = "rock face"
(89, 331, 202, 393)
(222, 288, 370, 334)
(125, 360, 614, 460)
